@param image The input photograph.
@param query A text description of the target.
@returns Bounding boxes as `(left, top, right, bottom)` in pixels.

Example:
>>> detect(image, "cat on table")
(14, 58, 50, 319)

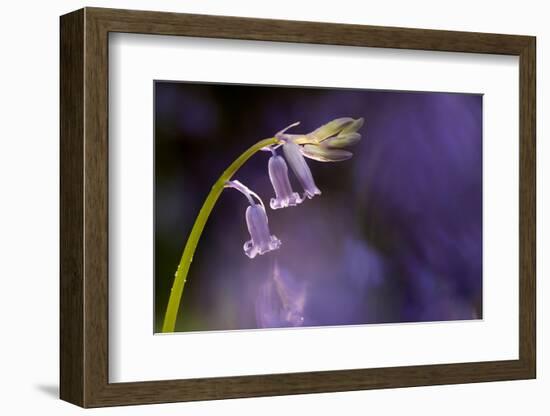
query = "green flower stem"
(161, 137, 278, 333)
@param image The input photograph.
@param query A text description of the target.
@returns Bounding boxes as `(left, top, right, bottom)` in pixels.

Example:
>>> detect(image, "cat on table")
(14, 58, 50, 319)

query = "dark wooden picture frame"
(60, 7, 536, 408)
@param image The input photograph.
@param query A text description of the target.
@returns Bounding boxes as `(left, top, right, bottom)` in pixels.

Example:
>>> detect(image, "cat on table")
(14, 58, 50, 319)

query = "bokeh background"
(154, 81, 482, 333)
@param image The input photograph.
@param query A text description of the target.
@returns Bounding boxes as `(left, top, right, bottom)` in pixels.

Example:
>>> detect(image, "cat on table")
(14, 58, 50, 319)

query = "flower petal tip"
(303, 187, 321, 199)
(270, 193, 303, 210)
(244, 235, 281, 258)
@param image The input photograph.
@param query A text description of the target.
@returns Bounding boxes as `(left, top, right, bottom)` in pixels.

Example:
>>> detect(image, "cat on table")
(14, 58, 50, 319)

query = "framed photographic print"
(60, 7, 536, 408)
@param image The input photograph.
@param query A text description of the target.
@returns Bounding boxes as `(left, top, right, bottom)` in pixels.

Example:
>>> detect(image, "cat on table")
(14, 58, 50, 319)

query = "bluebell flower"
(244, 203, 282, 258)
(225, 180, 281, 258)
(268, 151, 303, 209)
(282, 139, 322, 199)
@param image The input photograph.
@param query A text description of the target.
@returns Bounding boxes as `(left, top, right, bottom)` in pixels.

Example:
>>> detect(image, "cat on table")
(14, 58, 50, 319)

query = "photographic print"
(155, 82, 482, 334)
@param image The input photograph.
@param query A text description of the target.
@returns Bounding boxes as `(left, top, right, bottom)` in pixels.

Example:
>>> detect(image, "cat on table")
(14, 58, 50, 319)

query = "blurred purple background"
(154, 81, 482, 332)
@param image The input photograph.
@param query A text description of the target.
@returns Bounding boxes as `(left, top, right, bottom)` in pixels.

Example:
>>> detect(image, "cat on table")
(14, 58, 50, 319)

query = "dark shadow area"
(35, 384, 59, 399)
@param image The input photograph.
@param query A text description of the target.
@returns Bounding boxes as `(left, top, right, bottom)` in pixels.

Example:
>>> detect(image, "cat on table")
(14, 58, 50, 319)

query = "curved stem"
(225, 180, 266, 211)
(224, 180, 256, 206)
(161, 137, 278, 333)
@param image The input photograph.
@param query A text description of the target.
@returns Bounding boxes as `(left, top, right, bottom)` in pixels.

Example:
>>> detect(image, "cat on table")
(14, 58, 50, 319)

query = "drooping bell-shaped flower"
(244, 203, 282, 258)
(225, 179, 281, 258)
(268, 152, 303, 209)
(282, 139, 321, 199)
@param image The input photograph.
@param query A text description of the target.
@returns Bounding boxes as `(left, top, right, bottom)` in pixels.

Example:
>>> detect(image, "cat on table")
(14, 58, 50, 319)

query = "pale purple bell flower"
(268, 151, 303, 209)
(244, 203, 282, 258)
(282, 139, 321, 199)
(225, 180, 282, 258)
